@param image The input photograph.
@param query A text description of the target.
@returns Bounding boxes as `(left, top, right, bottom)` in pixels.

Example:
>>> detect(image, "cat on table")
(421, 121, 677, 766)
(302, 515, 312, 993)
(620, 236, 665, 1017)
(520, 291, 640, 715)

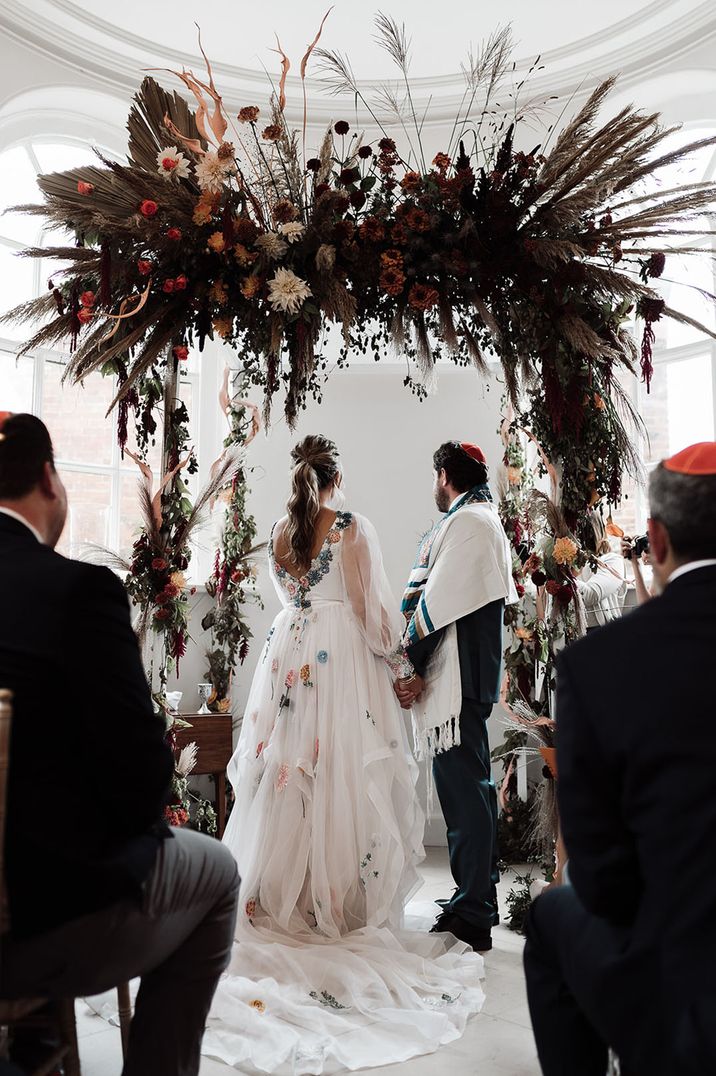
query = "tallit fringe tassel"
(414, 715, 461, 821)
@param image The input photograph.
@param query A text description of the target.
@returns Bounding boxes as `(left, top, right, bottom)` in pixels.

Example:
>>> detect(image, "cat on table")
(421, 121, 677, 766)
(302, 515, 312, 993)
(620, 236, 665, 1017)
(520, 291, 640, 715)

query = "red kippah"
(460, 442, 486, 464)
(663, 441, 716, 476)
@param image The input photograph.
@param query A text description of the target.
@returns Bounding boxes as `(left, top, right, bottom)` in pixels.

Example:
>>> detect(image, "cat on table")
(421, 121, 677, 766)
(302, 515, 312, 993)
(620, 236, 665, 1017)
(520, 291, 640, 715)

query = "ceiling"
(2, 0, 716, 125)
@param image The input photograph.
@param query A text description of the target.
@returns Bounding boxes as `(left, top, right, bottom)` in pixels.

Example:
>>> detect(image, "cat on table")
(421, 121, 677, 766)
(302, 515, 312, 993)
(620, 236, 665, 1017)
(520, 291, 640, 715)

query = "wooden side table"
(173, 713, 233, 837)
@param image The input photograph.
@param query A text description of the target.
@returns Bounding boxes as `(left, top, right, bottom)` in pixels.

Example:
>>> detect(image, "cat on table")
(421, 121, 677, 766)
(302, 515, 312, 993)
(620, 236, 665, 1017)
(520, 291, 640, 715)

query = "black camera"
(625, 534, 650, 559)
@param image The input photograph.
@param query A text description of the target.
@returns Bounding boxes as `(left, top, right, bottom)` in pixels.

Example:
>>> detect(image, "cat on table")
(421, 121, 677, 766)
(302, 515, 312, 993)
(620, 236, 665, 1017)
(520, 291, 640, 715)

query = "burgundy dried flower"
(379, 137, 396, 153)
(647, 252, 666, 278)
(334, 120, 350, 135)
(339, 166, 360, 186)
(262, 125, 282, 142)
(349, 189, 366, 209)
(357, 145, 373, 159)
(306, 158, 321, 172)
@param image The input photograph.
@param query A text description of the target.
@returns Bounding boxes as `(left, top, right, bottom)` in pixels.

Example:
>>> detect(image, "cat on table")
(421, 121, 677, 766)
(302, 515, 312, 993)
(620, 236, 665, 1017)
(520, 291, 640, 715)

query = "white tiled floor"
(76, 848, 541, 1075)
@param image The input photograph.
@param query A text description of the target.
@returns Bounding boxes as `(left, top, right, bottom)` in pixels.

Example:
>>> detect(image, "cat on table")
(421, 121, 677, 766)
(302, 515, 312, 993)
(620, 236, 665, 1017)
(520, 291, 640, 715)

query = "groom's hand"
(394, 675, 425, 709)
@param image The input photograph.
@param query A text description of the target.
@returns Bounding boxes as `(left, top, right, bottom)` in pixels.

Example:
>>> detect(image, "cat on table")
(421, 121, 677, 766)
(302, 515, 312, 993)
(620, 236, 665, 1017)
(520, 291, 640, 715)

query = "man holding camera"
(524, 442, 716, 1076)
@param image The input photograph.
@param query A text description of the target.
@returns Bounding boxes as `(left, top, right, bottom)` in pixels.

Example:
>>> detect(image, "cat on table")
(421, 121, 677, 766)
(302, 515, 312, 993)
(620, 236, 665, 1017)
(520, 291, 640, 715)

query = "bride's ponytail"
(285, 435, 341, 572)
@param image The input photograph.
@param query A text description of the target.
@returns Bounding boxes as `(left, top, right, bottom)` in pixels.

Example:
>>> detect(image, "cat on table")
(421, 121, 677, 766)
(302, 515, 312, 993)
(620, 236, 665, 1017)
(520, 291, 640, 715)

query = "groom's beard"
(434, 489, 451, 513)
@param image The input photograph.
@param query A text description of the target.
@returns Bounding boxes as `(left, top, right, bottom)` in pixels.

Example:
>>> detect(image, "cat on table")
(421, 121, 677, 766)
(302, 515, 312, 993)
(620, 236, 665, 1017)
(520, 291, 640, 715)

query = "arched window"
(614, 126, 716, 535)
(0, 138, 205, 563)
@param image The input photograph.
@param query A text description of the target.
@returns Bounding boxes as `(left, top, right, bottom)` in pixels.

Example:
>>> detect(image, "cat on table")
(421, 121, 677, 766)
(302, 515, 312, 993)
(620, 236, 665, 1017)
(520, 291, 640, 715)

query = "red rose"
(162, 279, 175, 293)
(545, 580, 562, 596)
(77, 308, 93, 324)
(77, 181, 94, 195)
(79, 290, 95, 308)
(174, 274, 188, 290)
(163, 583, 180, 598)
(137, 259, 152, 275)
(166, 227, 182, 240)
(140, 200, 158, 218)
(173, 345, 189, 362)
(154, 607, 171, 620)
(152, 557, 168, 571)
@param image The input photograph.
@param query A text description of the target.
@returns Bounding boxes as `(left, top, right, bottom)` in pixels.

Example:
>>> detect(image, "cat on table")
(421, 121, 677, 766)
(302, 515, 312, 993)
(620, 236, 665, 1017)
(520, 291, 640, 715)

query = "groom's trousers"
(432, 698, 499, 931)
(0, 828, 239, 1076)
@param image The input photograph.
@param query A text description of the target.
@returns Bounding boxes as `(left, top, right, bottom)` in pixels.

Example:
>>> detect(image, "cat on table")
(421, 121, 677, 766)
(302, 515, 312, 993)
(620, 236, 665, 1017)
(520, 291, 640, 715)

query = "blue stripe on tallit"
(401, 483, 493, 645)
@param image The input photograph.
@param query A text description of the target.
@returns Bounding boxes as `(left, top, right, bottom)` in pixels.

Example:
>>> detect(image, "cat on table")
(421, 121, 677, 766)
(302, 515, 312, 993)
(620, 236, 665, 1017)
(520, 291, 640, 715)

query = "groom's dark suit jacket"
(0, 512, 173, 941)
(556, 563, 716, 1070)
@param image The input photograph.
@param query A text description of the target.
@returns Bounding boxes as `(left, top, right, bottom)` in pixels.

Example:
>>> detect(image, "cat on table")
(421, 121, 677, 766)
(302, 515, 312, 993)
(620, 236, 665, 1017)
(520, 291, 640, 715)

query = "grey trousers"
(1, 828, 239, 1076)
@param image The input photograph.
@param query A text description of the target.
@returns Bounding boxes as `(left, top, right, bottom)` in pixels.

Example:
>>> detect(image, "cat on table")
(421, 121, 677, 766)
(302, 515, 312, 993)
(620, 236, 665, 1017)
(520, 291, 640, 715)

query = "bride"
(203, 434, 485, 1074)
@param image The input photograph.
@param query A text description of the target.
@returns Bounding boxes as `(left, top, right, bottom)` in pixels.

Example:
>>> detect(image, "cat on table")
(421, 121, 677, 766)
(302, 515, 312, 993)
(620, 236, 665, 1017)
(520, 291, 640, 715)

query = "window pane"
(42, 359, 116, 467)
(0, 146, 42, 245)
(640, 354, 714, 463)
(57, 470, 112, 558)
(0, 243, 36, 339)
(118, 472, 149, 561)
(33, 143, 98, 175)
(0, 350, 34, 412)
(655, 252, 715, 348)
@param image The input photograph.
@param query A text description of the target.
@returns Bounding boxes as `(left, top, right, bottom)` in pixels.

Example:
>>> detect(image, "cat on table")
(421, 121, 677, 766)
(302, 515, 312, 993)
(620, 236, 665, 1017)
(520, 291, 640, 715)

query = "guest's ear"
(38, 461, 59, 501)
(647, 517, 670, 566)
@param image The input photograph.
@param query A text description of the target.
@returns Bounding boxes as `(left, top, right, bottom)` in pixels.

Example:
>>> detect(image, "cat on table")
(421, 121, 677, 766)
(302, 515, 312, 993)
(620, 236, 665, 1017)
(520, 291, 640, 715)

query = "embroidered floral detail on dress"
(245, 898, 257, 918)
(271, 658, 279, 673)
(285, 669, 296, 688)
(271, 512, 353, 608)
(276, 763, 290, 791)
(250, 711, 259, 724)
(309, 990, 348, 1010)
(256, 741, 264, 758)
(249, 999, 266, 1013)
(317, 650, 329, 664)
(366, 710, 376, 727)
(300, 663, 313, 687)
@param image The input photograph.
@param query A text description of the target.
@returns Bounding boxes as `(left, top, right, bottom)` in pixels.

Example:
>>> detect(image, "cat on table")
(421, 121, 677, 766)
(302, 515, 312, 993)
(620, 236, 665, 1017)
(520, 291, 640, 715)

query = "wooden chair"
(0, 688, 81, 1074)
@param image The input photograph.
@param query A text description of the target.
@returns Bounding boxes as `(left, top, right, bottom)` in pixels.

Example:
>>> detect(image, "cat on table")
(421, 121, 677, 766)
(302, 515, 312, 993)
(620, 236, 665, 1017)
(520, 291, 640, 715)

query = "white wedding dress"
(202, 510, 485, 1074)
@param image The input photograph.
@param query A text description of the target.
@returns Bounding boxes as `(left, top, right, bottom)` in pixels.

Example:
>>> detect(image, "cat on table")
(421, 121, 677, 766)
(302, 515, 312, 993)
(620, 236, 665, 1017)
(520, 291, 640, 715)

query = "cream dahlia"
(267, 268, 312, 314)
(194, 151, 235, 193)
(278, 221, 306, 244)
(255, 232, 288, 260)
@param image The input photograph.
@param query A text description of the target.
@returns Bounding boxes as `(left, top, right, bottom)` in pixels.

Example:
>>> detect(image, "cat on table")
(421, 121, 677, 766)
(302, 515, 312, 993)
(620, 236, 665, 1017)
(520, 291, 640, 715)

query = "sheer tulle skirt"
(203, 603, 485, 1073)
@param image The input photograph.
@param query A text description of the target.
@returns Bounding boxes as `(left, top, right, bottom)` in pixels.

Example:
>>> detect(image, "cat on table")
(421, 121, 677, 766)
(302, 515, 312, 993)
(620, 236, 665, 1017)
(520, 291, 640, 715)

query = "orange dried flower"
(193, 191, 220, 225)
(593, 393, 606, 411)
(238, 106, 260, 123)
(241, 276, 262, 299)
(217, 141, 235, 160)
(404, 206, 431, 232)
(400, 171, 422, 192)
(379, 266, 406, 297)
(272, 199, 299, 224)
(359, 217, 385, 242)
(234, 243, 257, 267)
(262, 124, 282, 142)
(380, 249, 404, 270)
(432, 152, 451, 172)
(210, 280, 228, 305)
(408, 282, 439, 311)
(552, 537, 579, 566)
(207, 231, 226, 253)
(213, 316, 233, 338)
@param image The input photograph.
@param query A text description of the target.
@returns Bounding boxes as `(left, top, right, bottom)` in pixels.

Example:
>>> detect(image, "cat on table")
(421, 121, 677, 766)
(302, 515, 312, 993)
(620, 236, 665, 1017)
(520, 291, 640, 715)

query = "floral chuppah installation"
(5, 17, 716, 534)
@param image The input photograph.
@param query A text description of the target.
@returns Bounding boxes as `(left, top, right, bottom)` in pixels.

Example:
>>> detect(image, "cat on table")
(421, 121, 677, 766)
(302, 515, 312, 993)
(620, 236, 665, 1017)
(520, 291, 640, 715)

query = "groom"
(396, 442, 517, 952)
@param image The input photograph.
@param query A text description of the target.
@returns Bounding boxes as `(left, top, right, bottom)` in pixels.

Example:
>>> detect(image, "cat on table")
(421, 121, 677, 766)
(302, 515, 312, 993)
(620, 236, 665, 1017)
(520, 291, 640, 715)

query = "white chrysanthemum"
(156, 145, 191, 180)
(194, 151, 235, 193)
(278, 221, 306, 244)
(255, 231, 288, 260)
(176, 742, 198, 777)
(268, 268, 312, 314)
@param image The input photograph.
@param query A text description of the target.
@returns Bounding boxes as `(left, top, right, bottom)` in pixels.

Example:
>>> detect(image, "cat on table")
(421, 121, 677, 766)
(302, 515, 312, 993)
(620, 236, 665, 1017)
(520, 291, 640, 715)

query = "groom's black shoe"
(430, 910, 492, 952)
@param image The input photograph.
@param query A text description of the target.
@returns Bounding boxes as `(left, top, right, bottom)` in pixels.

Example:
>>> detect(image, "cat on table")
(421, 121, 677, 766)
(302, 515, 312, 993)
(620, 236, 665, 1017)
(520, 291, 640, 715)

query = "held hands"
(393, 674, 425, 710)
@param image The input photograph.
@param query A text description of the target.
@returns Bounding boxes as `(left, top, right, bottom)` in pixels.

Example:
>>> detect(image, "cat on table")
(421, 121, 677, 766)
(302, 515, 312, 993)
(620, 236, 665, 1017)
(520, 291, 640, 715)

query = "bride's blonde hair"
(286, 435, 341, 571)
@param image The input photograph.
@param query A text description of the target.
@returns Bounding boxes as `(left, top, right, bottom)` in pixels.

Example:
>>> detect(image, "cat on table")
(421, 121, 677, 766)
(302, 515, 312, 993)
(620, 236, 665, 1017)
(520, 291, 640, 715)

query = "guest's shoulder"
(64, 558, 128, 604)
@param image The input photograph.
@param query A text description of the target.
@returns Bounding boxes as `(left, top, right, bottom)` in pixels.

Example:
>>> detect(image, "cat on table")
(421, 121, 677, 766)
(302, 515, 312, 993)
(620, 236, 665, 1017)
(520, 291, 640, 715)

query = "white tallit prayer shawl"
(402, 490, 519, 760)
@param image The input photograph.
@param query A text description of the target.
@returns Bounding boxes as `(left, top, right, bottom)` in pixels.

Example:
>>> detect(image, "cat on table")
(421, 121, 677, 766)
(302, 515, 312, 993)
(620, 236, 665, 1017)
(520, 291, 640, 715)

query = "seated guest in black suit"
(524, 441, 716, 1076)
(0, 414, 239, 1076)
